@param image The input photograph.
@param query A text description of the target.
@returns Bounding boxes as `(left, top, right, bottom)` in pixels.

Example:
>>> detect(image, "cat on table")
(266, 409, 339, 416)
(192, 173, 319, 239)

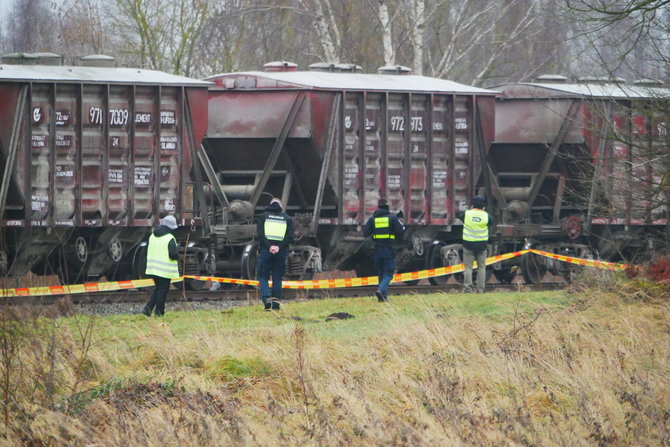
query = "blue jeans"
(257, 248, 287, 303)
(374, 249, 395, 299)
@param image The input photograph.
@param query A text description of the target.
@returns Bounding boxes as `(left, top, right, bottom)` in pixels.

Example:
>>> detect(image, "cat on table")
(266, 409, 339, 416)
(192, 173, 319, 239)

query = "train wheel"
(109, 237, 123, 263)
(427, 243, 449, 286)
(103, 237, 126, 281)
(74, 237, 88, 264)
(182, 244, 213, 291)
(58, 236, 89, 284)
(521, 242, 546, 284)
(241, 242, 258, 280)
(443, 244, 465, 283)
(285, 250, 316, 281)
(131, 243, 148, 280)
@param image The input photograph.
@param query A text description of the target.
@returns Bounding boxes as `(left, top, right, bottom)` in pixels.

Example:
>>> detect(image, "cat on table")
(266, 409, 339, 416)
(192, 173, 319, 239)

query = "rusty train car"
(485, 75, 670, 283)
(201, 62, 497, 284)
(0, 53, 211, 284)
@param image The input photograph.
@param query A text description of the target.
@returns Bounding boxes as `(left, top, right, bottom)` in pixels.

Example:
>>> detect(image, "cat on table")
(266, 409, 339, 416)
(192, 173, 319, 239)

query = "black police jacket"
(363, 208, 405, 249)
(256, 201, 294, 251)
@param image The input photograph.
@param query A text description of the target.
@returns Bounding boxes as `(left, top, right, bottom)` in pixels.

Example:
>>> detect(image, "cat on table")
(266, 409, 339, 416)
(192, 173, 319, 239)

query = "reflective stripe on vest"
(373, 216, 395, 240)
(145, 233, 180, 279)
(463, 209, 489, 242)
(264, 215, 288, 241)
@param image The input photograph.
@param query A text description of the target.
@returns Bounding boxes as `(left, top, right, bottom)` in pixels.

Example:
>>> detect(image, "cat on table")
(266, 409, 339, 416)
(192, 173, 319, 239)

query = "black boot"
(375, 291, 388, 302)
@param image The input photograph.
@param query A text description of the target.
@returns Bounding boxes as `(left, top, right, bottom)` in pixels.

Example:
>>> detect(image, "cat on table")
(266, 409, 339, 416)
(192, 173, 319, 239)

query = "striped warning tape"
(0, 248, 630, 297)
(0, 277, 182, 298)
(529, 249, 630, 271)
(186, 250, 531, 289)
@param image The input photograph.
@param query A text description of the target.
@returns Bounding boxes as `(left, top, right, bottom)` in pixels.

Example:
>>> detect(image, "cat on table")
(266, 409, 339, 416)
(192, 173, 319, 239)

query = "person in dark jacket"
(256, 198, 294, 310)
(456, 196, 494, 293)
(363, 198, 405, 302)
(142, 215, 180, 316)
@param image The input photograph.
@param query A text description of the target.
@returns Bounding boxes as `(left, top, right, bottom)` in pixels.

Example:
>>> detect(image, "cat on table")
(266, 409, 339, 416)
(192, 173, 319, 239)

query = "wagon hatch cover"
(496, 81, 670, 99)
(0, 64, 212, 86)
(207, 71, 498, 94)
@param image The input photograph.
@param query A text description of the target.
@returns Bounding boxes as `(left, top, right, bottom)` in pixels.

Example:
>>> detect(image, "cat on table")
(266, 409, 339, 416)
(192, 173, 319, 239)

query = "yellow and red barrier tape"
(0, 249, 632, 297)
(183, 250, 529, 289)
(0, 278, 182, 298)
(529, 249, 629, 271)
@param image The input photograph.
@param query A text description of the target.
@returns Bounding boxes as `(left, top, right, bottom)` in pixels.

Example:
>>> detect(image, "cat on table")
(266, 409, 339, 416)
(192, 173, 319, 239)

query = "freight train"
(0, 54, 667, 287)
(487, 75, 670, 283)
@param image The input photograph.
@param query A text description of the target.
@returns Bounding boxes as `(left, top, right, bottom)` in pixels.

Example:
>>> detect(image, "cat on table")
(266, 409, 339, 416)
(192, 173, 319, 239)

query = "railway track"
(3, 282, 566, 308)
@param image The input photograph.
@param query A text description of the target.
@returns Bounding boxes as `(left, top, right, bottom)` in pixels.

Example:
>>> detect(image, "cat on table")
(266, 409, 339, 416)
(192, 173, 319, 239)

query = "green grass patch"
(66, 377, 128, 414)
(205, 356, 273, 381)
(83, 291, 572, 344)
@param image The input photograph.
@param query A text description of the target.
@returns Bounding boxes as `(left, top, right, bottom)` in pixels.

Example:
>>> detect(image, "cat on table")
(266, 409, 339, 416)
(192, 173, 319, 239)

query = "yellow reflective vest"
(373, 216, 395, 239)
(264, 215, 288, 241)
(145, 233, 180, 279)
(462, 209, 489, 242)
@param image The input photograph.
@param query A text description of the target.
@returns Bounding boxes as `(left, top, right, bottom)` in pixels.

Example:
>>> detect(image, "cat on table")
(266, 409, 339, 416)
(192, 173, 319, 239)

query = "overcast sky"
(0, 0, 10, 20)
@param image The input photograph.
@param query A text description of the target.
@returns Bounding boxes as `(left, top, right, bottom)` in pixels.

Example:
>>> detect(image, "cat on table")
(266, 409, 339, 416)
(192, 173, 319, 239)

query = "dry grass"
(1, 287, 668, 446)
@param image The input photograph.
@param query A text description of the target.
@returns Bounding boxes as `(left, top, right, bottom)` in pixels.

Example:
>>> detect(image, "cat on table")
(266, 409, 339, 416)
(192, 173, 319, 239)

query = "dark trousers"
(257, 248, 287, 304)
(374, 247, 395, 299)
(143, 275, 171, 316)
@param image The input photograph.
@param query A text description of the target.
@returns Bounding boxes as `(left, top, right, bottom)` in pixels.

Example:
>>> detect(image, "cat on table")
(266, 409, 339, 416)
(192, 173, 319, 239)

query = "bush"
(645, 256, 670, 284)
(571, 258, 670, 300)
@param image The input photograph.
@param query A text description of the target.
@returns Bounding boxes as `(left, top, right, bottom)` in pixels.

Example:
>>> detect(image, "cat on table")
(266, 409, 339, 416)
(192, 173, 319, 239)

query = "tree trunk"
(412, 0, 425, 75)
(304, 0, 340, 63)
(379, 0, 394, 66)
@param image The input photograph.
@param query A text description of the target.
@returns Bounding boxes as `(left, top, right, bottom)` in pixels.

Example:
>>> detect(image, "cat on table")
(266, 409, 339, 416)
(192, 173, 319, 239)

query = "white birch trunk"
(412, 0, 425, 75)
(307, 0, 339, 63)
(379, 0, 395, 66)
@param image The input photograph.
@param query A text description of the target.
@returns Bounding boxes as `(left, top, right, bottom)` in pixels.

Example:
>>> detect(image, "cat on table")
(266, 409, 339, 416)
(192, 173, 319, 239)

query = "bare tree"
(4, 0, 57, 53)
(423, 0, 543, 85)
(109, 0, 212, 76)
(53, 0, 109, 62)
(563, 1, 670, 226)
(295, 0, 341, 63)
(5, 0, 658, 89)
(566, 0, 670, 81)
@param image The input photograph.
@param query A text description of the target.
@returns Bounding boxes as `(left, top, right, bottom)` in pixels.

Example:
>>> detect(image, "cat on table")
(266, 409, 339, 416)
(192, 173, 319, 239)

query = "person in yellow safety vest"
(457, 195, 494, 293)
(142, 215, 180, 316)
(256, 198, 294, 311)
(363, 198, 405, 302)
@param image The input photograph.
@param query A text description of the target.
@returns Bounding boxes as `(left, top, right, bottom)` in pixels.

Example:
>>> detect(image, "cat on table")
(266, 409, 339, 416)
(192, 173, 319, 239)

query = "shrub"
(645, 256, 670, 284)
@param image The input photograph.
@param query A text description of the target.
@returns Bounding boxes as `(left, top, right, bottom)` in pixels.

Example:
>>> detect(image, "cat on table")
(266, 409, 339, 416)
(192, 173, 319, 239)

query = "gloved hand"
(269, 245, 279, 254)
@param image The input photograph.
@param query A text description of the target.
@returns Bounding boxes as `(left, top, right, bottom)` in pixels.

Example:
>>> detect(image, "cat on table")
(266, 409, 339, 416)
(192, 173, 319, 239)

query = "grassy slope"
(12, 290, 670, 446)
